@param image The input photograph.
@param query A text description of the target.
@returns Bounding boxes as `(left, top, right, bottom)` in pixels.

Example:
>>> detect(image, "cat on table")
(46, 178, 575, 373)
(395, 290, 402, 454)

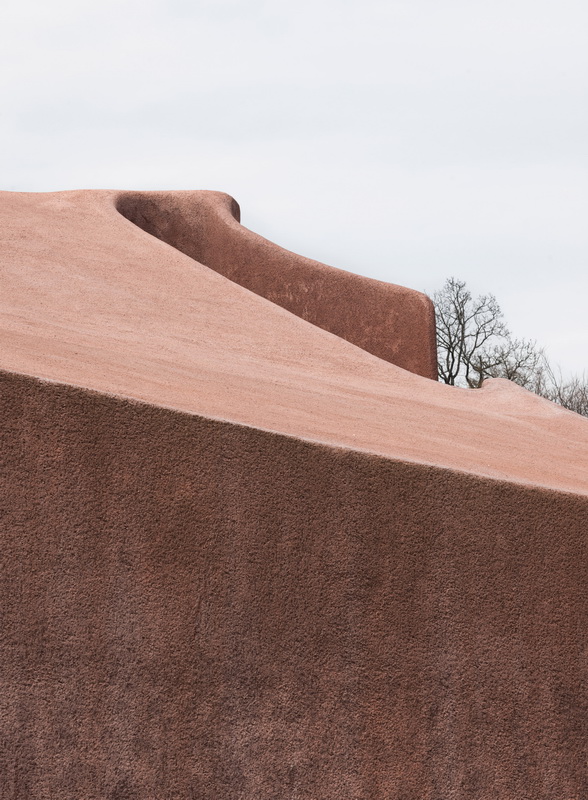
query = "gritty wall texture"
(115, 191, 438, 379)
(1, 370, 587, 800)
(4, 189, 588, 496)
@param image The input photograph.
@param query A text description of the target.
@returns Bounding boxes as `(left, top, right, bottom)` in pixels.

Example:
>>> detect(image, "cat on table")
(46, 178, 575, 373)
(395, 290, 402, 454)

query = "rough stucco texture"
(115, 190, 438, 378)
(3, 190, 588, 496)
(1, 189, 588, 799)
(1, 371, 588, 800)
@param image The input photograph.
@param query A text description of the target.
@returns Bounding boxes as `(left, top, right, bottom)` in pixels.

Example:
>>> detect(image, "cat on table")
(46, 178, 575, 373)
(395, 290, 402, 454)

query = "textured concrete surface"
(2, 190, 588, 495)
(1, 190, 588, 798)
(116, 190, 437, 378)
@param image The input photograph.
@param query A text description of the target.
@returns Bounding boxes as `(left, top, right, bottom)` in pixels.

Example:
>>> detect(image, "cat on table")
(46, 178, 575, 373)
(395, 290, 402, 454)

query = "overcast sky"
(2, 0, 586, 374)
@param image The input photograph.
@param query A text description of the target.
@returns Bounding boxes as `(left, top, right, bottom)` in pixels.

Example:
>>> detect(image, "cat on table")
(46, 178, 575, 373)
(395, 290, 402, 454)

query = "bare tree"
(556, 376, 588, 417)
(431, 277, 588, 417)
(481, 338, 546, 390)
(433, 278, 502, 386)
(534, 363, 588, 417)
(433, 277, 539, 388)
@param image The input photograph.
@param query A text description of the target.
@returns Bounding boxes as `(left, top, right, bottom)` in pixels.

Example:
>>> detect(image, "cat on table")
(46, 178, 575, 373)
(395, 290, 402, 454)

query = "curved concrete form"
(1, 189, 587, 799)
(115, 190, 438, 379)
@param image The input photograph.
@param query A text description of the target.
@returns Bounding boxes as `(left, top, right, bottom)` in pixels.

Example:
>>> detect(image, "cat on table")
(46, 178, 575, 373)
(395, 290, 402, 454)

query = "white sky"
(1, 0, 587, 374)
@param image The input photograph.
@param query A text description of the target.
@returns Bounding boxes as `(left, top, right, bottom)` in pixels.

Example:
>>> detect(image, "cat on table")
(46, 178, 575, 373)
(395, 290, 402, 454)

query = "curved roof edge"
(116, 190, 438, 379)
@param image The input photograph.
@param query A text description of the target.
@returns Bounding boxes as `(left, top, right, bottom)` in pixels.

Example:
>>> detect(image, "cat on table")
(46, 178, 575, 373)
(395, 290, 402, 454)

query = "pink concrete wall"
(1, 370, 587, 799)
(116, 191, 438, 379)
(1, 190, 588, 799)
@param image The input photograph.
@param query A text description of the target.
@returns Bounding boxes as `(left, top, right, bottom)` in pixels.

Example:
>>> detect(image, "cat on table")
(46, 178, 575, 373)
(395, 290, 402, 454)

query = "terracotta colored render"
(115, 191, 438, 378)
(1, 190, 588, 799)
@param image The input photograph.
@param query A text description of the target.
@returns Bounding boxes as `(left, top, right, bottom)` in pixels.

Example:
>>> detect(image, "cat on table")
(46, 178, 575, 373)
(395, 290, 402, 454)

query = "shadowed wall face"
(116, 191, 438, 379)
(2, 371, 587, 800)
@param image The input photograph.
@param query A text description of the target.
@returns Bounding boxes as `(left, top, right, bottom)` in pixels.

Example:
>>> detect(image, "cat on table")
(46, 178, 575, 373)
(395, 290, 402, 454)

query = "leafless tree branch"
(430, 277, 588, 416)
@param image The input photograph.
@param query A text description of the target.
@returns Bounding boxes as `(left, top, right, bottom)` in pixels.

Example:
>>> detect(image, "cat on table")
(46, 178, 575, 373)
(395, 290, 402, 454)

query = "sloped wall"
(116, 191, 438, 379)
(2, 370, 586, 800)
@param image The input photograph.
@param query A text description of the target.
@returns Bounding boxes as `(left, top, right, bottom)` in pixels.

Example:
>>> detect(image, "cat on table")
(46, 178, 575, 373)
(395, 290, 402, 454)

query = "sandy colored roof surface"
(1, 189, 587, 495)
